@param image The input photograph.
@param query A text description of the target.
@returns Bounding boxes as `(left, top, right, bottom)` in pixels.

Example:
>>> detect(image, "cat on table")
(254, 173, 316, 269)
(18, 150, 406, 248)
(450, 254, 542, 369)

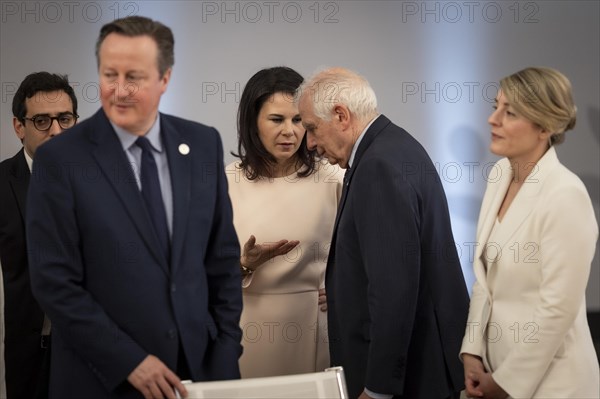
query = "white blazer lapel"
(475, 158, 511, 266)
(488, 147, 560, 253)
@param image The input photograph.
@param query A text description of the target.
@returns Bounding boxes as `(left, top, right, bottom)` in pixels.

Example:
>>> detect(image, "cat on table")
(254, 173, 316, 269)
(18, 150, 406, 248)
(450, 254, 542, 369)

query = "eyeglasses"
(22, 112, 78, 131)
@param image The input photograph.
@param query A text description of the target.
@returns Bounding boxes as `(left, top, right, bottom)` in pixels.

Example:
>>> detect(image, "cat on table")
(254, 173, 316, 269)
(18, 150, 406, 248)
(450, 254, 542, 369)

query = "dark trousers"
(176, 341, 191, 381)
(5, 334, 51, 399)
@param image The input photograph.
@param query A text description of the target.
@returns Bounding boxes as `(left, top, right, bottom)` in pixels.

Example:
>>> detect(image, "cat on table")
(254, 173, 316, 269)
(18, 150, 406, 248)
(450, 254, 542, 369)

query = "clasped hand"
(463, 354, 508, 399)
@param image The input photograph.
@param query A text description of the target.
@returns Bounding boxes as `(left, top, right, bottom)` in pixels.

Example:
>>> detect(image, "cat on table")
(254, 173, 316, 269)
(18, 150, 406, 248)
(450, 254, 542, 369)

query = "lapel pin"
(178, 144, 190, 155)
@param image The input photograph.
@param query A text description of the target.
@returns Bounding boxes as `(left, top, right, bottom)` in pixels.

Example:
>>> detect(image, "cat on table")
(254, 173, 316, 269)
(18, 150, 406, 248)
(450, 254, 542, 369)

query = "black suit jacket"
(0, 148, 50, 399)
(326, 115, 469, 398)
(27, 109, 243, 398)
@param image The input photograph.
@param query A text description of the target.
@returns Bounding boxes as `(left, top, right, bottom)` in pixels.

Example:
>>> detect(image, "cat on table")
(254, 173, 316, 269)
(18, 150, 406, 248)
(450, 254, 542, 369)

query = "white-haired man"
(298, 67, 469, 399)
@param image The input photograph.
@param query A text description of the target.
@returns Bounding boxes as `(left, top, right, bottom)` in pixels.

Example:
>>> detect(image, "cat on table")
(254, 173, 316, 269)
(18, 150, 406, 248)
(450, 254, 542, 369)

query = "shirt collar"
(24, 148, 33, 172)
(348, 114, 380, 168)
(111, 114, 163, 152)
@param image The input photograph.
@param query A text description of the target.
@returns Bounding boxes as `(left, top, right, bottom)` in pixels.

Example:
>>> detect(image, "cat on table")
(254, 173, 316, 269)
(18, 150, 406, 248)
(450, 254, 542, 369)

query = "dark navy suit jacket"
(27, 109, 242, 398)
(326, 115, 469, 398)
(1, 149, 50, 398)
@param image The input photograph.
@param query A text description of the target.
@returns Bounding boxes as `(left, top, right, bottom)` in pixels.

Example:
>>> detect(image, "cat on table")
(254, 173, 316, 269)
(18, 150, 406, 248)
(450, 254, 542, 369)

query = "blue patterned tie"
(135, 136, 170, 262)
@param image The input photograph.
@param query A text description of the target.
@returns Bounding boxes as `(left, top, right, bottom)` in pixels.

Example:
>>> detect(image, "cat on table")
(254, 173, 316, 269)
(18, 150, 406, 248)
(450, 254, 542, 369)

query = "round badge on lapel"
(178, 144, 190, 155)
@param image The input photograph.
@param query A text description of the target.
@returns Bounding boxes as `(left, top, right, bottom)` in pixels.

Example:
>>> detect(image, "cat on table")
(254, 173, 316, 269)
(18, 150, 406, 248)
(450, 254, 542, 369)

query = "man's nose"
(47, 119, 63, 137)
(306, 132, 317, 150)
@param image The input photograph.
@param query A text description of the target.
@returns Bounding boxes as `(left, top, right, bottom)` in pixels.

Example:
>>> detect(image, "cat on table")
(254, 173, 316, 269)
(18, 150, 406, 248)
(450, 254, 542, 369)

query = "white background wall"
(1, 0, 599, 309)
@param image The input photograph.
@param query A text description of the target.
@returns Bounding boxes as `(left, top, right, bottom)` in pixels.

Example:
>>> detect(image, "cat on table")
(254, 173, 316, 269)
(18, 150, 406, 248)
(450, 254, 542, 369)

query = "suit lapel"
(9, 149, 30, 224)
(327, 115, 391, 266)
(475, 158, 511, 266)
(88, 110, 167, 271)
(161, 116, 191, 274)
(332, 116, 390, 231)
(477, 148, 559, 272)
(471, 163, 509, 292)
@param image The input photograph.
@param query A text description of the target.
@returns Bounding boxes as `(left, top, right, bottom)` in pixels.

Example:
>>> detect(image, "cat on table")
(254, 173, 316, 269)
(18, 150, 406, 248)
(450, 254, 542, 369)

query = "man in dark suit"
(298, 67, 469, 399)
(26, 16, 242, 399)
(0, 72, 79, 399)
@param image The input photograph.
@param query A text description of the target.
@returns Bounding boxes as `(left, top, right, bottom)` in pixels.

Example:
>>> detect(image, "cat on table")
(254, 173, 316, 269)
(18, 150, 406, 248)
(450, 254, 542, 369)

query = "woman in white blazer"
(461, 67, 599, 399)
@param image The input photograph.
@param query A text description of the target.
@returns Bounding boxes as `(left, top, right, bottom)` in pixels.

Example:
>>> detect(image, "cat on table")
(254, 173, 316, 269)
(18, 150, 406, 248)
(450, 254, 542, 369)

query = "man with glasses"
(0, 71, 78, 399)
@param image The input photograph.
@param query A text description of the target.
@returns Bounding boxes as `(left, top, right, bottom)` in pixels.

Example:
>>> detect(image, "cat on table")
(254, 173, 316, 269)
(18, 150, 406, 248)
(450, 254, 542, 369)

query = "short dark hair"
(96, 16, 174, 77)
(12, 72, 78, 121)
(233, 66, 316, 180)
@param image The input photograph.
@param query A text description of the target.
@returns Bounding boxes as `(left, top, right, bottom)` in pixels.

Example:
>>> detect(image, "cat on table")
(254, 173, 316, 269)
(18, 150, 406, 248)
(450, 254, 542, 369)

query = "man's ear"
(160, 68, 172, 93)
(333, 104, 351, 128)
(13, 116, 25, 142)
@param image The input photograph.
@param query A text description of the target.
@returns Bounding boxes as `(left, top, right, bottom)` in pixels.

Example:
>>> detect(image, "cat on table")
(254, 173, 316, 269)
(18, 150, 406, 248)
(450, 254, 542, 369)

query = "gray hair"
(298, 67, 378, 122)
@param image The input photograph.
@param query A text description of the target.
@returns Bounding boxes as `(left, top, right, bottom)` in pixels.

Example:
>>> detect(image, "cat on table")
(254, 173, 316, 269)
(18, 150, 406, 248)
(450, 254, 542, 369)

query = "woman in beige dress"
(461, 67, 599, 398)
(226, 67, 343, 378)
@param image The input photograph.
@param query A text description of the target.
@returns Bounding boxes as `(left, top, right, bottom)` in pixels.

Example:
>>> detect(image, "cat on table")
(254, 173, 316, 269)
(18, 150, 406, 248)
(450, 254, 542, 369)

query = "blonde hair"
(298, 67, 378, 123)
(500, 67, 576, 145)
